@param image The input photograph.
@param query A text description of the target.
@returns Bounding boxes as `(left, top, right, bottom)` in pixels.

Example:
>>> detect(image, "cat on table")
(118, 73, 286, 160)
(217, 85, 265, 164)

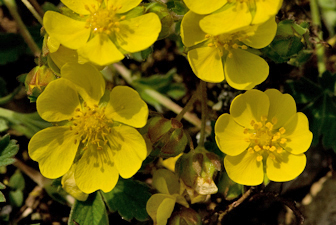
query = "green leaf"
(9, 189, 23, 207)
(8, 170, 25, 191)
(285, 71, 336, 150)
(0, 119, 8, 132)
(0, 134, 19, 167)
(0, 191, 5, 202)
(68, 192, 109, 225)
(102, 178, 151, 221)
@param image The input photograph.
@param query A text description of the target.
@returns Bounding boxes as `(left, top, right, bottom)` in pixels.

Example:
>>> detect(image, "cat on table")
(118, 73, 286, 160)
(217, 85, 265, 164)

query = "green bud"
(25, 65, 56, 100)
(175, 147, 221, 196)
(148, 116, 188, 158)
(146, 2, 174, 39)
(168, 208, 202, 225)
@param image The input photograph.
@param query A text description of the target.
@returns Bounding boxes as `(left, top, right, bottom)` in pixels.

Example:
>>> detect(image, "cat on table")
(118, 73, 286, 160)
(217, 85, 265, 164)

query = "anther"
(279, 127, 286, 134)
(256, 155, 263, 162)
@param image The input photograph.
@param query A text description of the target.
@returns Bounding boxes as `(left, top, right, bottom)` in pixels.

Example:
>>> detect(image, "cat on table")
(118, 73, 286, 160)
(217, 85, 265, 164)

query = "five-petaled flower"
(215, 89, 312, 185)
(183, 0, 283, 34)
(43, 0, 161, 66)
(181, 12, 277, 90)
(28, 63, 148, 193)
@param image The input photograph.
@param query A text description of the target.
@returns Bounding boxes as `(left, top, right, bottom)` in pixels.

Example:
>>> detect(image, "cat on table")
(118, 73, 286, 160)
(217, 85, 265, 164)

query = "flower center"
(84, 3, 126, 35)
(205, 32, 249, 57)
(244, 116, 287, 162)
(70, 103, 112, 150)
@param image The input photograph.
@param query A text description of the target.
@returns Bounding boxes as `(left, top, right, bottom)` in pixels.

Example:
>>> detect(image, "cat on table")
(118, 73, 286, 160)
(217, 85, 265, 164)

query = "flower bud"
(146, 2, 174, 39)
(175, 147, 221, 196)
(148, 116, 188, 158)
(168, 208, 202, 225)
(25, 65, 56, 100)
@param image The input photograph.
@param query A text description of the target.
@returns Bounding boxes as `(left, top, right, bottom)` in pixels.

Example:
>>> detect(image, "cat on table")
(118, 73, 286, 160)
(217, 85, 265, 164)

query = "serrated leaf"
(68, 192, 108, 225)
(0, 135, 19, 167)
(8, 170, 25, 191)
(102, 178, 151, 221)
(285, 71, 336, 150)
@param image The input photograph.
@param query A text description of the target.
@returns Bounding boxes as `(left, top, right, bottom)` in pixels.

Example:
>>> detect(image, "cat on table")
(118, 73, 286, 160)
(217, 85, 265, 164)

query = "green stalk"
(310, 0, 326, 77)
(4, 0, 41, 57)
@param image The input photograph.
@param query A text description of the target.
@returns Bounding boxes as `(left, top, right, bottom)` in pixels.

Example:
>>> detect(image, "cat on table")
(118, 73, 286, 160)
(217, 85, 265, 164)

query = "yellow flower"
(43, 0, 161, 66)
(183, 0, 283, 34)
(28, 63, 148, 193)
(181, 12, 277, 90)
(215, 89, 313, 185)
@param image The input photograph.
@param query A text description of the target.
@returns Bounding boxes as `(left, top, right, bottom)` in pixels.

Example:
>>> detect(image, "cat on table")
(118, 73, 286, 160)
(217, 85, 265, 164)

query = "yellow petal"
(230, 89, 270, 128)
(28, 126, 79, 179)
(105, 0, 142, 13)
(225, 48, 269, 90)
(49, 45, 78, 69)
(215, 114, 250, 156)
(37, 79, 80, 122)
(200, 3, 252, 35)
(188, 47, 224, 83)
(47, 36, 60, 53)
(266, 152, 306, 182)
(61, 63, 105, 104)
(77, 34, 124, 66)
(180, 11, 207, 47)
(224, 150, 263, 185)
(184, 0, 227, 15)
(109, 125, 147, 179)
(242, 17, 277, 49)
(264, 89, 296, 129)
(116, 13, 161, 53)
(75, 144, 119, 193)
(252, 0, 283, 24)
(146, 194, 176, 225)
(61, 0, 99, 15)
(105, 86, 148, 128)
(282, 113, 313, 154)
(152, 169, 180, 195)
(43, 11, 90, 49)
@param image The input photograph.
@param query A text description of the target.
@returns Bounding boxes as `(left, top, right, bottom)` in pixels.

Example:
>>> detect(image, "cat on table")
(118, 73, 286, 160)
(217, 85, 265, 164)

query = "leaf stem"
(198, 80, 207, 147)
(175, 86, 200, 122)
(310, 0, 326, 77)
(4, 0, 41, 57)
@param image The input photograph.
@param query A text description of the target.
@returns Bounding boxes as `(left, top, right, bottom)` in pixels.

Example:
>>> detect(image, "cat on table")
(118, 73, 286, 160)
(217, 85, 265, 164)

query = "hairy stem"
(310, 0, 326, 77)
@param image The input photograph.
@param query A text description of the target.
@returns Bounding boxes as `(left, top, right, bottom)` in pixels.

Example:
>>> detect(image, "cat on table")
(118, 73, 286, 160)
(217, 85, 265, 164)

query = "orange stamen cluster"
(70, 102, 113, 150)
(244, 116, 287, 162)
